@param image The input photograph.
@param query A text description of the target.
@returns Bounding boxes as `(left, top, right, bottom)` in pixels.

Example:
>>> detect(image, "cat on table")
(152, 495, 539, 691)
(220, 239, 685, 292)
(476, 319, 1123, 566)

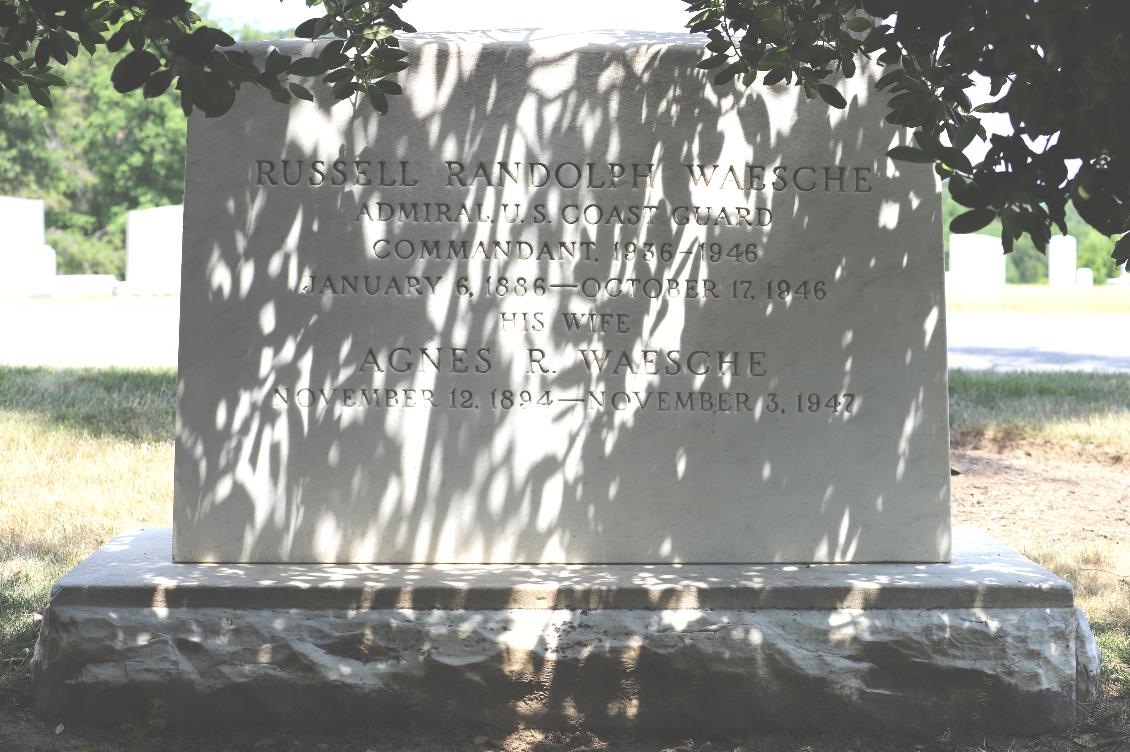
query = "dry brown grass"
(1, 365, 1127, 751)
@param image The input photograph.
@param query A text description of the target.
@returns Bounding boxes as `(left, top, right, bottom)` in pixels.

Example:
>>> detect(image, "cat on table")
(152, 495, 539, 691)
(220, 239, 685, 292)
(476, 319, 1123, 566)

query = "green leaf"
(289, 83, 315, 101)
(184, 69, 236, 117)
(26, 84, 51, 108)
(289, 57, 326, 76)
(111, 50, 161, 93)
(939, 145, 973, 175)
(1113, 233, 1130, 270)
(845, 16, 873, 33)
(374, 59, 410, 73)
(886, 146, 933, 163)
(372, 47, 410, 62)
(269, 85, 292, 104)
(763, 67, 788, 86)
(952, 118, 979, 151)
(33, 71, 68, 87)
(366, 88, 388, 114)
(471, 736, 489, 746)
(697, 53, 729, 70)
(265, 50, 292, 76)
(294, 17, 322, 38)
(816, 83, 846, 109)
(143, 69, 174, 98)
(323, 67, 355, 84)
(713, 61, 745, 86)
(372, 79, 402, 95)
(331, 79, 357, 100)
(950, 208, 997, 234)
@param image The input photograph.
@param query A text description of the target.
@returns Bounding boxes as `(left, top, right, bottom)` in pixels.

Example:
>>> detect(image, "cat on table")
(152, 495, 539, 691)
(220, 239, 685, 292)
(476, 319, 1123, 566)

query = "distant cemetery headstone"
(1048, 235, 1078, 288)
(948, 233, 1005, 291)
(0, 196, 56, 295)
(174, 33, 950, 565)
(50, 274, 118, 297)
(125, 205, 184, 295)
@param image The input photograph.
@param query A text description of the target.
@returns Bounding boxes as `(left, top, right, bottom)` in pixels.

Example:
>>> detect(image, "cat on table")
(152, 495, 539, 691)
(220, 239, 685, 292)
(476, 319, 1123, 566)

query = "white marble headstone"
(126, 205, 184, 295)
(0, 195, 56, 295)
(948, 233, 1005, 290)
(174, 32, 951, 564)
(1048, 235, 1078, 289)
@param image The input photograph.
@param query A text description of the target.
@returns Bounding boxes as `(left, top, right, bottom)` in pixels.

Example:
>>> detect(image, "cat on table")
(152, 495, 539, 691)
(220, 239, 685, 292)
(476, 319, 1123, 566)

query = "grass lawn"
(950, 369, 1130, 459)
(0, 365, 1127, 750)
(946, 283, 1130, 315)
(0, 367, 175, 705)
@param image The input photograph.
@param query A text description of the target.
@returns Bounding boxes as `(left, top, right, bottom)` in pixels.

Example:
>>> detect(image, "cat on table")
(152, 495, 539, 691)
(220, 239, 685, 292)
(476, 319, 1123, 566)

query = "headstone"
(0, 195, 57, 295)
(35, 33, 1098, 735)
(49, 274, 118, 297)
(1048, 235, 1078, 288)
(125, 204, 184, 295)
(947, 233, 1005, 290)
(174, 33, 950, 565)
(1076, 268, 1094, 287)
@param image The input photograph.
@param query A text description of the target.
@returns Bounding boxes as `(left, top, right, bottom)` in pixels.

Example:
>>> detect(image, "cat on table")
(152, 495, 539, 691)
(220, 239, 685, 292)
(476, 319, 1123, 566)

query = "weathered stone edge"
(33, 604, 1098, 734)
(48, 527, 1076, 611)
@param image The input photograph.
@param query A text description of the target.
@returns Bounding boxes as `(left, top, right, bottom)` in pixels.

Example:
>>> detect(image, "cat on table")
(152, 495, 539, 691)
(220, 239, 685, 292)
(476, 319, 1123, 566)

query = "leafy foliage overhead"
(0, 0, 413, 117)
(0, 0, 1127, 270)
(686, 0, 1130, 271)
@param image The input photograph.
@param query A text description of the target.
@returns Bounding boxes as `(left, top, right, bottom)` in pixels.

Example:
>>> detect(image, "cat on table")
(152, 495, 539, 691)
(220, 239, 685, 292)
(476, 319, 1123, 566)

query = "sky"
(206, 0, 688, 34)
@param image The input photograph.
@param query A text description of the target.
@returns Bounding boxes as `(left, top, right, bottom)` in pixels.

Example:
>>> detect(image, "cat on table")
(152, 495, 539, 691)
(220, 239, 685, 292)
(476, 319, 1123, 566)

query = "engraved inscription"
(256, 152, 869, 416)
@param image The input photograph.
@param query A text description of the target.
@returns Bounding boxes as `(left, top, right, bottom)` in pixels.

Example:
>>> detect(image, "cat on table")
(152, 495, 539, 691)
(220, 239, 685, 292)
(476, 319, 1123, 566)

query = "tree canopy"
(0, 0, 1127, 272)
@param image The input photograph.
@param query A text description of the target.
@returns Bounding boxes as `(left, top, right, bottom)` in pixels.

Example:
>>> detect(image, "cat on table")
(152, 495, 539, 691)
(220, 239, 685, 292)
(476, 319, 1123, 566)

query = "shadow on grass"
(949, 369, 1130, 454)
(0, 366, 176, 443)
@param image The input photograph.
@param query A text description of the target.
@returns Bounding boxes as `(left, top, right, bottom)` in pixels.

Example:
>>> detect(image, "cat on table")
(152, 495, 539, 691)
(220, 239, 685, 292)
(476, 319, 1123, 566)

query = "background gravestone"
(0, 195, 56, 296)
(1048, 235, 1078, 289)
(125, 204, 184, 295)
(948, 233, 1006, 292)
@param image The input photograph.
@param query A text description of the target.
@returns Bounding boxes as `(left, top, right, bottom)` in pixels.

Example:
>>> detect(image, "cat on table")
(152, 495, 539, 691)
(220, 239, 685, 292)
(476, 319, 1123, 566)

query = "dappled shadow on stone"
(32, 527, 1093, 735)
(37, 28, 1090, 740)
(172, 30, 949, 566)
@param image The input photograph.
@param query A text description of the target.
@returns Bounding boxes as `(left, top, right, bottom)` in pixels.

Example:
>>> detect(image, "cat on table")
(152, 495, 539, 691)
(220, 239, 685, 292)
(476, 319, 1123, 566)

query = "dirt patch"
(0, 705, 1092, 752)
(3, 447, 1127, 752)
(951, 447, 1129, 549)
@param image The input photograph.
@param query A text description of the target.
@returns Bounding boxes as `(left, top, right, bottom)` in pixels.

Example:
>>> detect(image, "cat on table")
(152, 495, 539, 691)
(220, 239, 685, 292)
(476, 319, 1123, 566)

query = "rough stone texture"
(175, 32, 950, 565)
(33, 528, 1099, 734)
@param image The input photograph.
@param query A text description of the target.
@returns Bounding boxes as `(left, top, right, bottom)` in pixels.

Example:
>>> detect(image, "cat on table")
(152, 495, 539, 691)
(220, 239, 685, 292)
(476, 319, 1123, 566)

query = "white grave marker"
(126, 205, 184, 295)
(1048, 235, 1078, 288)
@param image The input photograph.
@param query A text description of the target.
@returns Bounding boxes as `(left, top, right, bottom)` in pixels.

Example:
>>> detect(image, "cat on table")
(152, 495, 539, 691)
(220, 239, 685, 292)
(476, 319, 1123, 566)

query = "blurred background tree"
(0, 3, 282, 276)
(1, 0, 1127, 279)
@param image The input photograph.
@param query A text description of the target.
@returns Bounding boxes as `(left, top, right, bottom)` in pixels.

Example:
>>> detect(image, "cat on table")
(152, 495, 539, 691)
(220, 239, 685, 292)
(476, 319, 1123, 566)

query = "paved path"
(947, 312, 1130, 373)
(0, 296, 180, 369)
(2, 297, 1128, 373)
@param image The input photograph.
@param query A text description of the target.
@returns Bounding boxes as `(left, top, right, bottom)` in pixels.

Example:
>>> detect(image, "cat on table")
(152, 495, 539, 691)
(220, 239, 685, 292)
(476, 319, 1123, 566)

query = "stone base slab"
(33, 527, 1100, 734)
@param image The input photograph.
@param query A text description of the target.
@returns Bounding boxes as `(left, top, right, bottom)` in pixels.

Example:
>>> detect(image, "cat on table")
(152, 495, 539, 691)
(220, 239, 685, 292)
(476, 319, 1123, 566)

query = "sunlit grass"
(947, 283, 1130, 315)
(949, 369, 1130, 457)
(0, 365, 1127, 725)
(1027, 541, 1130, 725)
(0, 367, 174, 702)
